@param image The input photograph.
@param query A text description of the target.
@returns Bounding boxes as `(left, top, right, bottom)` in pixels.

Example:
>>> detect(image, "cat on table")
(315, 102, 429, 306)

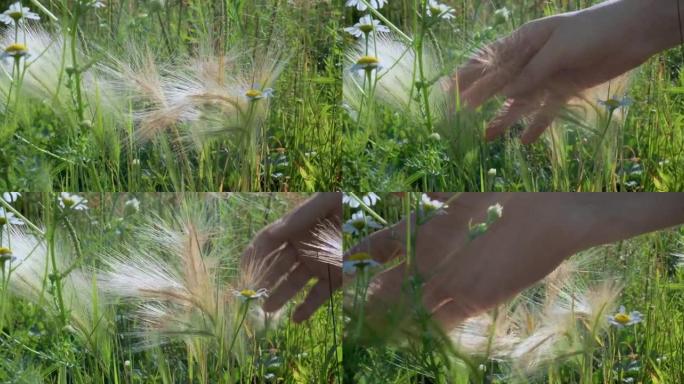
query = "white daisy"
(343, 252, 380, 274)
(598, 96, 632, 112)
(1, 43, 29, 60)
(232, 288, 269, 302)
(59, 193, 89, 211)
(418, 193, 447, 216)
(0, 207, 23, 226)
(345, 0, 387, 11)
(244, 84, 274, 102)
(426, 0, 455, 20)
(343, 210, 382, 235)
(342, 192, 380, 208)
(0, 2, 40, 26)
(350, 55, 382, 73)
(608, 306, 643, 328)
(344, 15, 390, 38)
(2, 192, 20, 203)
(0, 246, 14, 263)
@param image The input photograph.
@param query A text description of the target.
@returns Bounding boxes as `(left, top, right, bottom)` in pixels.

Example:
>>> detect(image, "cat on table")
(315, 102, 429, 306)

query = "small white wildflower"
(343, 210, 382, 235)
(608, 306, 643, 328)
(343, 252, 380, 274)
(418, 193, 447, 216)
(493, 7, 510, 24)
(0, 207, 24, 226)
(0, 2, 40, 26)
(429, 132, 441, 141)
(487, 168, 497, 177)
(344, 15, 389, 38)
(233, 288, 269, 302)
(124, 198, 140, 213)
(342, 193, 380, 208)
(2, 192, 20, 203)
(124, 360, 131, 368)
(486, 203, 503, 224)
(345, 0, 387, 11)
(426, 0, 455, 20)
(59, 193, 89, 211)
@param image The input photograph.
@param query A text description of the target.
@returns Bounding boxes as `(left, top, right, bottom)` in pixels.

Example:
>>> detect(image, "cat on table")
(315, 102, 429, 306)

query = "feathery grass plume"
(343, 32, 448, 123)
(449, 251, 621, 378)
(302, 219, 342, 268)
(0, 227, 107, 350)
(97, 213, 227, 348)
(0, 25, 115, 118)
(101, 43, 286, 149)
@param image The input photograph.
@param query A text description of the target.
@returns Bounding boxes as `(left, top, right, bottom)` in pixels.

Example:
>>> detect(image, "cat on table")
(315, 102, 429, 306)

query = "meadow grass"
(343, 193, 684, 383)
(0, 0, 343, 192)
(340, 0, 684, 192)
(0, 192, 342, 383)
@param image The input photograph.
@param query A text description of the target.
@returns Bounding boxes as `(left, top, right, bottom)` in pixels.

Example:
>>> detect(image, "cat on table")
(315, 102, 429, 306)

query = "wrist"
(635, 0, 684, 55)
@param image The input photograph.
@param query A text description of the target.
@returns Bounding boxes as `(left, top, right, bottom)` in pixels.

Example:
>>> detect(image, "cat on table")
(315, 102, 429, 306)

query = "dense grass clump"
(0, 0, 343, 192)
(0, 193, 342, 383)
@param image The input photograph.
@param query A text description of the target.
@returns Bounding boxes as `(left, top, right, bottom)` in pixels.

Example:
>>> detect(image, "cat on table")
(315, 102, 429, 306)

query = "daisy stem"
(69, 4, 85, 121)
(227, 300, 249, 359)
(416, 1, 434, 133)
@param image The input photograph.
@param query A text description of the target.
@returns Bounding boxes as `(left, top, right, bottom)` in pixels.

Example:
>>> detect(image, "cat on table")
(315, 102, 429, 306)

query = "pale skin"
(243, 192, 684, 330)
(240, 192, 341, 323)
(452, 0, 684, 144)
(346, 193, 684, 333)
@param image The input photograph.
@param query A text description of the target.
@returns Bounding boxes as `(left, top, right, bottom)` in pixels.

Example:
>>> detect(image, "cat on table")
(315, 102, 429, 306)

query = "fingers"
(520, 95, 565, 144)
(263, 262, 312, 312)
(266, 192, 342, 244)
(241, 192, 341, 273)
(485, 96, 541, 141)
(292, 277, 336, 323)
(258, 243, 298, 290)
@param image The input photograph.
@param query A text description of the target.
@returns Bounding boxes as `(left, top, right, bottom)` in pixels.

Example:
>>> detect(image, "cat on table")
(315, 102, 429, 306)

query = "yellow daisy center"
(62, 197, 75, 207)
(0, 247, 12, 256)
(5, 43, 28, 55)
(359, 24, 374, 33)
(0, 217, 6, 225)
(348, 252, 371, 262)
(430, 6, 442, 15)
(614, 313, 630, 325)
(240, 289, 257, 297)
(603, 99, 621, 109)
(356, 56, 379, 66)
(8, 11, 23, 21)
(245, 89, 262, 98)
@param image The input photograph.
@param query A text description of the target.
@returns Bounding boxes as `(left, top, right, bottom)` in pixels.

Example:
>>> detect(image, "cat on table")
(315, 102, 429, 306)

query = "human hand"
(350, 193, 684, 337)
(241, 192, 342, 323)
(453, 0, 682, 144)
